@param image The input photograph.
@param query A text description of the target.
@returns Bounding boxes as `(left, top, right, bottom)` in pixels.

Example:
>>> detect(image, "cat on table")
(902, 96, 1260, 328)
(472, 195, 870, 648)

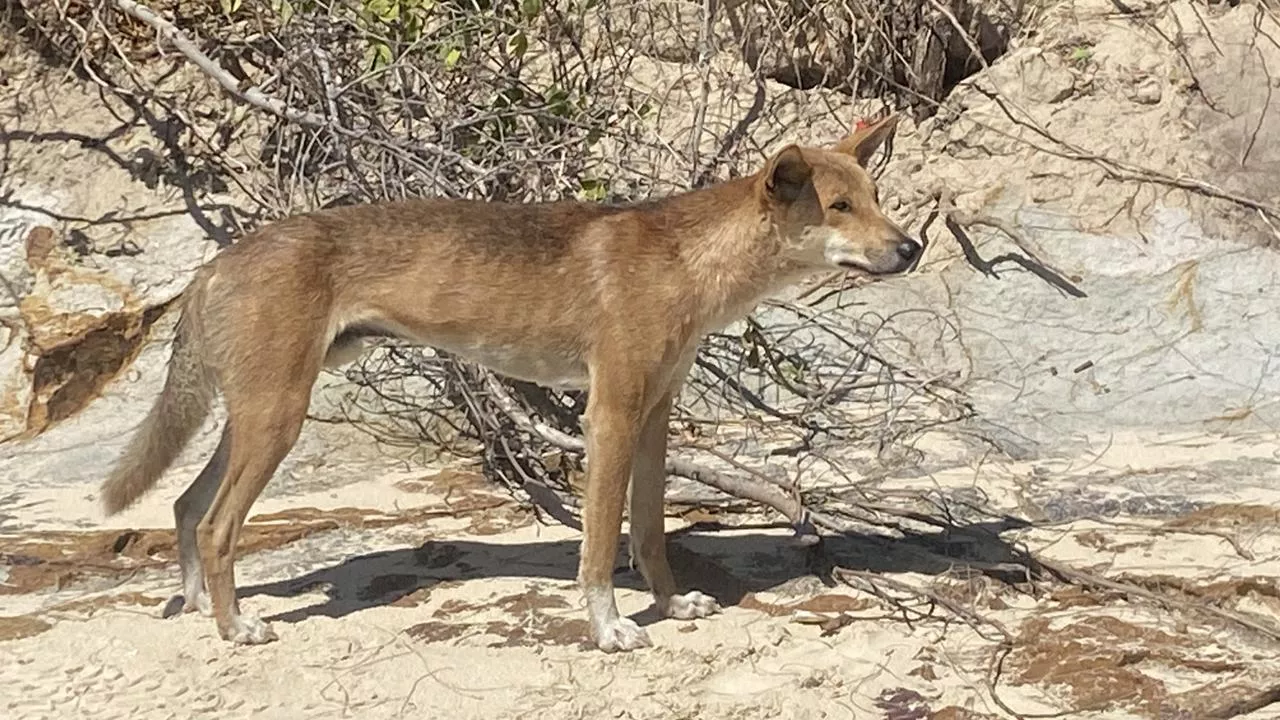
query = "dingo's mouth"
(835, 259, 873, 273)
(835, 259, 909, 276)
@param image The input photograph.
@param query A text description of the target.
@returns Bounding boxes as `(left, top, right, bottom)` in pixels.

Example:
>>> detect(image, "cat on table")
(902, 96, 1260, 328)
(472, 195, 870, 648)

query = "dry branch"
(109, 0, 489, 178)
(482, 370, 821, 543)
(928, 188, 1087, 298)
(112, 0, 326, 127)
(1038, 555, 1280, 644)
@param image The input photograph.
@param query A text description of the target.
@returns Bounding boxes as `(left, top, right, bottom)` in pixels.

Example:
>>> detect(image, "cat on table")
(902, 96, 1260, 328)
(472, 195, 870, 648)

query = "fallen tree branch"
(934, 189, 1087, 298)
(1037, 555, 1280, 643)
(113, 0, 326, 127)
(1205, 683, 1280, 720)
(481, 371, 821, 544)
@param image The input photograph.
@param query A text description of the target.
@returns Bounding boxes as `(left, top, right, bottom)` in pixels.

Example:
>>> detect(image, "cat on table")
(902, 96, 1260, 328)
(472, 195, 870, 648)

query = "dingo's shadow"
(240, 517, 1036, 627)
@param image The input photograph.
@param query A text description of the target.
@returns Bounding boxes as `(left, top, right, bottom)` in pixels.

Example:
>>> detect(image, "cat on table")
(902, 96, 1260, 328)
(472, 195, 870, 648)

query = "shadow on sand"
(239, 517, 1036, 628)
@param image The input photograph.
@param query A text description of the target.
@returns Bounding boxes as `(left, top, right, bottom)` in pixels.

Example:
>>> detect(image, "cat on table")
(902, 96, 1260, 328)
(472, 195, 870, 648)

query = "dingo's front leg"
(578, 366, 651, 652)
(628, 392, 720, 621)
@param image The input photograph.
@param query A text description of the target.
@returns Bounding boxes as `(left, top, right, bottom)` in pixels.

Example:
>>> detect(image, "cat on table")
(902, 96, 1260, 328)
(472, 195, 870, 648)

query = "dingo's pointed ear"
(764, 145, 813, 203)
(835, 113, 900, 167)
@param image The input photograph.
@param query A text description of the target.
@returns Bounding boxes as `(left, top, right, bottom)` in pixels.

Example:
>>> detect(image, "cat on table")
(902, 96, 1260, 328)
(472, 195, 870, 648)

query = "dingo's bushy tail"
(101, 275, 217, 515)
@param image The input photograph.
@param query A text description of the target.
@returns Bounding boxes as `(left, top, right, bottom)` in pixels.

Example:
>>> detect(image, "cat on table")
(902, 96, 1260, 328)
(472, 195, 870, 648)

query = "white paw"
(662, 590, 720, 620)
(594, 616, 652, 653)
(162, 591, 213, 619)
(189, 592, 213, 617)
(227, 615, 278, 645)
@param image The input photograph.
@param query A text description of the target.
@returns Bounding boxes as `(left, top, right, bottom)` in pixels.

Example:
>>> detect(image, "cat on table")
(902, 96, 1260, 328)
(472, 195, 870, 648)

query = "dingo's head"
(761, 113, 922, 277)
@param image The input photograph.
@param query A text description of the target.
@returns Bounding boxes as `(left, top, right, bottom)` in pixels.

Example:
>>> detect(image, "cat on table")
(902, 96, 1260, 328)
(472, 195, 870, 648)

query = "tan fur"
(101, 273, 217, 515)
(100, 114, 920, 651)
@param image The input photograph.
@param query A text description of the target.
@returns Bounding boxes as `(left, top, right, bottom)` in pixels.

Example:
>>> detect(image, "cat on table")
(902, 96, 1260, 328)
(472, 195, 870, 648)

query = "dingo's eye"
(829, 199, 852, 213)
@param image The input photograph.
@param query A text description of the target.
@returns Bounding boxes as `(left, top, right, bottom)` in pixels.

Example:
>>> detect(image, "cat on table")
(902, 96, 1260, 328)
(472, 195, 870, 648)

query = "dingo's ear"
(834, 113, 900, 167)
(764, 145, 813, 204)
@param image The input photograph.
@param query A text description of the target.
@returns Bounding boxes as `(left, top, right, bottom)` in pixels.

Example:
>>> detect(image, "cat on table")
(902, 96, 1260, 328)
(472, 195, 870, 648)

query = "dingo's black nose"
(896, 238, 923, 263)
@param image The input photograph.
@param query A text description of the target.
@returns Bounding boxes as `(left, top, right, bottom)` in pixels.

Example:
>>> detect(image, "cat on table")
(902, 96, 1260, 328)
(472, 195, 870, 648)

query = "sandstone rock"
(0, 73, 213, 440)
(987, 48, 1075, 104)
(0, 216, 177, 439)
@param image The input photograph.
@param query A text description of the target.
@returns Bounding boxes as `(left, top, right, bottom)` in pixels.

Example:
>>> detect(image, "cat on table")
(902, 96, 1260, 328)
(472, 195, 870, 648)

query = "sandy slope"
(4, 430, 1280, 720)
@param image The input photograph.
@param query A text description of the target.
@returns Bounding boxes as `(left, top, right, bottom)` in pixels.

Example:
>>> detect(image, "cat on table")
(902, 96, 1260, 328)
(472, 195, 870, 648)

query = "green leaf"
(275, 0, 295, 23)
(543, 85, 571, 117)
(444, 47, 462, 68)
(578, 178, 608, 202)
(507, 31, 528, 58)
(365, 0, 401, 22)
(364, 41, 393, 71)
(520, 0, 542, 19)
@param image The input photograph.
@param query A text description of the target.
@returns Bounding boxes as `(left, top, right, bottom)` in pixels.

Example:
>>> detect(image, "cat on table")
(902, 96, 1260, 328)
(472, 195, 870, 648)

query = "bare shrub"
(5, 0, 978, 528)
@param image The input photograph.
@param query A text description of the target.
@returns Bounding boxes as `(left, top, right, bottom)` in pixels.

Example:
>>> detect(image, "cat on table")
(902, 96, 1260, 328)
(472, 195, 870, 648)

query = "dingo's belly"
(330, 309, 591, 391)
(449, 340, 589, 390)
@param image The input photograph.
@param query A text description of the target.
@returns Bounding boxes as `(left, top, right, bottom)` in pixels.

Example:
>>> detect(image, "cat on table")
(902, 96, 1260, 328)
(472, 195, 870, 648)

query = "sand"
(4, 429, 1280, 720)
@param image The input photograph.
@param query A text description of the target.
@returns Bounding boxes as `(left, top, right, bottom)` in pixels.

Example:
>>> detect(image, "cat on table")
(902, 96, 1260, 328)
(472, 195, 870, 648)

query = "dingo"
(100, 113, 920, 652)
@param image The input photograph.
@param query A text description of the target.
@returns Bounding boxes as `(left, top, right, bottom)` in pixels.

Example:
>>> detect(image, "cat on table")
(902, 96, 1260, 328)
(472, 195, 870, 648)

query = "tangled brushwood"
(5, 0, 995, 532)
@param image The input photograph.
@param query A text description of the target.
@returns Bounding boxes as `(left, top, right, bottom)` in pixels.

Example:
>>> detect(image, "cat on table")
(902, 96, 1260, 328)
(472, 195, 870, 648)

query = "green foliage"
(1067, 45, 1094, 66)
(576, 178, 608, 202)
(339, 0, 561, 74)
(260, 0, 597, 89)
(355, 0, 435, 71)
(273, 0, 295, 23)
(251, 0, 644, 204)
